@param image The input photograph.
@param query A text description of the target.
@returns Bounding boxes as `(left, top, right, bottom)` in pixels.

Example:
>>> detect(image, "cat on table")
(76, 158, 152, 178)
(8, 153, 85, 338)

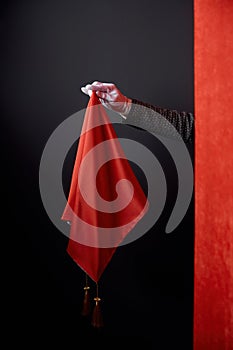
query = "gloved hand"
(81, 81, 132, 118)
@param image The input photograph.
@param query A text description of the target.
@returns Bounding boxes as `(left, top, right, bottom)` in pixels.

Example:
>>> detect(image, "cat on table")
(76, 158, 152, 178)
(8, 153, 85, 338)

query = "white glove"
(81, 81, 132, 118)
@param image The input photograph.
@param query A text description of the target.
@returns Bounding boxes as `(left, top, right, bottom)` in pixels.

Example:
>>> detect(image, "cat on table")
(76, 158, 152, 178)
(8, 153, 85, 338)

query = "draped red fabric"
(61, 92, 148, 282)
(194, 1, 233, 348)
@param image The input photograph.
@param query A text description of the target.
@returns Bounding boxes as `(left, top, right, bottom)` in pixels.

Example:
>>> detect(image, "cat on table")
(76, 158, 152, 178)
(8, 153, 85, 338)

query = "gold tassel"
(91, 283, 104, 328)
(81, 274, 91, 316)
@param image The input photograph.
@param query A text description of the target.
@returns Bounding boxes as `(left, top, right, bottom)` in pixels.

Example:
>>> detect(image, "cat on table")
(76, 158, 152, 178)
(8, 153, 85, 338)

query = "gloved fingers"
(81, 86, 112, 100)
(95, 91, 111, 101)
(92, 81, 115, 89)
(84, 82, 115, 93)
(81, 84, 101, 96)
(81, 81, 128, 104)
(81, 86, 92, 96)
(81, 81, 131, 116)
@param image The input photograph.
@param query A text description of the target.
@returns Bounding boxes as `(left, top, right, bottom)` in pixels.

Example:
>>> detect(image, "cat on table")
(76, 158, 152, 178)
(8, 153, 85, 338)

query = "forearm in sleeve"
(122, 98, 194, 143)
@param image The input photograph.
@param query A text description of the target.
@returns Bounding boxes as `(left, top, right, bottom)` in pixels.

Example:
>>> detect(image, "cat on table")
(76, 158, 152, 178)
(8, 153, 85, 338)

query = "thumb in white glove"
(81, 81, 132, 118)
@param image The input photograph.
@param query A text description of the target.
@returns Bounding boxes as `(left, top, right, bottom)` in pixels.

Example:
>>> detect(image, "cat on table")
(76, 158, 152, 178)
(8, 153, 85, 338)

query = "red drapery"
(62, 92, 148, 283)
(194, 1, 233, 348)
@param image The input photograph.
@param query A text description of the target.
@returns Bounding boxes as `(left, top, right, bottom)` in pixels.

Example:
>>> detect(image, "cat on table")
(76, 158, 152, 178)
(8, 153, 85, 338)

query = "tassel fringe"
(91, 282, 104, 328)
(81, 276, 104, 328)
(81, 274, 91, 316)
(81, 285, 91, 316)
(91, 296, 104, 328)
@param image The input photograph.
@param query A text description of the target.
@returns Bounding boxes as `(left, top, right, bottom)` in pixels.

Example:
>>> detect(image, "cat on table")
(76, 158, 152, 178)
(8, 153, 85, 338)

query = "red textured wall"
(194, 1, 233, 349)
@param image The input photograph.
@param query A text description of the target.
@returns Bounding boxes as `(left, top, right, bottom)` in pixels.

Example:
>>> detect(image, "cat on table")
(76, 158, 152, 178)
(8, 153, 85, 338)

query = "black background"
(1, 0, 194, 347)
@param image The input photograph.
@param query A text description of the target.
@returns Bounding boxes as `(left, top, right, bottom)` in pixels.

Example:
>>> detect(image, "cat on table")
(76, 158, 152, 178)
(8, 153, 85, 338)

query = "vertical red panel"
(194, 1, 233, 349)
